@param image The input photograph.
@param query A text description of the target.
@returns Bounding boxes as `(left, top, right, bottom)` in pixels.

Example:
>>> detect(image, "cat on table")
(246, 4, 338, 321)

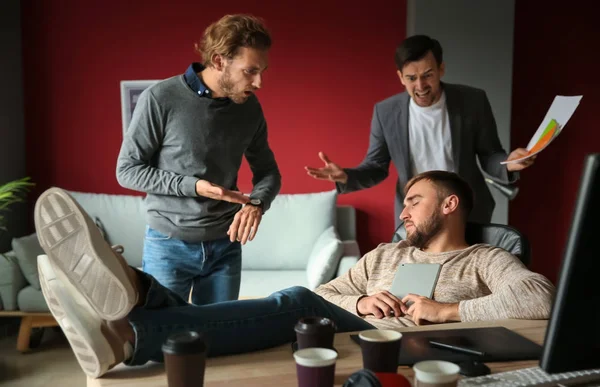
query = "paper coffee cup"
(294, 347, 338, 387)
(359, 329, 403, 343)
(359, 329, 402, 373)
(294, 317, 336, 350)
(162, 331, 207, 387)
(413, 360, 460, 387)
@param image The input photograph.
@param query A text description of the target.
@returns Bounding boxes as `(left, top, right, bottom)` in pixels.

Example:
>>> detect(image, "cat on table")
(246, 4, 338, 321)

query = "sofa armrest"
(306, 227, 345, 289)
(0, 251, 28, 310)
(335, 241, 361, 277)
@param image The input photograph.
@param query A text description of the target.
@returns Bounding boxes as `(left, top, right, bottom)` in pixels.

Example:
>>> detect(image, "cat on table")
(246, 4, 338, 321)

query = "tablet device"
(389, 263, 441, 299)
(349, 326, 542, 365)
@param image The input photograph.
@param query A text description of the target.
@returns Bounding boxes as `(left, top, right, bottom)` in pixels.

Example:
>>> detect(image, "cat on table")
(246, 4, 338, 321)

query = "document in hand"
(501, 95, 583, 165)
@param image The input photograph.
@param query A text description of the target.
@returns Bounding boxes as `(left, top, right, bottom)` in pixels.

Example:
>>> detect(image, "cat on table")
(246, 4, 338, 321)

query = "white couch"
(0, 190, 361, 313)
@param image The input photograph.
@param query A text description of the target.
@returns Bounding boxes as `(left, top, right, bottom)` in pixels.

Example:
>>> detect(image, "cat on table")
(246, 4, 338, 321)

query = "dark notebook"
(350, 327, 542, 365)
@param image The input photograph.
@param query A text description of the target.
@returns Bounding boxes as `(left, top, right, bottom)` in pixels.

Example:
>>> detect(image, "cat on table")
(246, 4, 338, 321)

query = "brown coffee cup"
(294, 347, 338, 387)
(294, 317, 336, 350)
(162, 331, 207, 387)
(358, 329, 402, 373)
(413, 360, 460, 387)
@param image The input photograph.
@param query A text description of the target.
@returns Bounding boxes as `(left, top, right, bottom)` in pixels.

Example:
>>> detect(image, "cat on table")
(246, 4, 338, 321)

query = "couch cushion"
(17, 285, 49, 312)
(11, 233, 45, 290)
(239, 270, 309, 298)
(306, 226, 343, 289)
(69, 191, 146, 267)
(241, 190, 337, 270)
(0, 251, 28, 310)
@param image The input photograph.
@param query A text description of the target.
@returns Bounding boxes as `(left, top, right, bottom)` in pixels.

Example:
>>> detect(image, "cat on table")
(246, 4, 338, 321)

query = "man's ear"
(212, 54, 226, 71)
(442, 195, 460, 215)
(397, 70, 406, 87)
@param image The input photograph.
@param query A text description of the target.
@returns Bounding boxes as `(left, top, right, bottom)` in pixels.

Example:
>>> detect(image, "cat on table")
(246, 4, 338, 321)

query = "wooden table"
(0, 310, 58, 352)
(88, 319, 547, 387)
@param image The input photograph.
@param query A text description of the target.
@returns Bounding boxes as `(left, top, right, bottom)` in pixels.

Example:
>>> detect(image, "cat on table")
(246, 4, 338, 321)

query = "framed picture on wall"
(120, 80, 160, 135)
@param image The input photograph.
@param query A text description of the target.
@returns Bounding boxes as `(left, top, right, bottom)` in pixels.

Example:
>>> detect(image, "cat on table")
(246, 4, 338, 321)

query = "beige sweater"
(315, 242, 555, 329)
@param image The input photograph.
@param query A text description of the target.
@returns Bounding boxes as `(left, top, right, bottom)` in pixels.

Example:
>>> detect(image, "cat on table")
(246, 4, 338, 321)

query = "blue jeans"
(126, 270, 375, 365)
(142, 227, 241, 305)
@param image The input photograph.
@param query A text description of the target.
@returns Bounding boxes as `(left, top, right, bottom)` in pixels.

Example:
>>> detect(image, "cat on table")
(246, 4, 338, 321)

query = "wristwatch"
(248, 198, 263, 208)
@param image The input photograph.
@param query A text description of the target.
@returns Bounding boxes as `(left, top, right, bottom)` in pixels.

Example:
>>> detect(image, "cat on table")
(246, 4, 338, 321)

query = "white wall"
(407, 0, 516, 224)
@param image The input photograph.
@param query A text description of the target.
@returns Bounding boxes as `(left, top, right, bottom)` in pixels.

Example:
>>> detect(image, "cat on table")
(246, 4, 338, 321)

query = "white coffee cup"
(413, 360, 461, 387)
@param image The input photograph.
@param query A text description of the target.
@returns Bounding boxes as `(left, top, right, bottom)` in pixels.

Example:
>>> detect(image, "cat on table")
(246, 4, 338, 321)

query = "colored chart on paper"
(501, 95, 582, 165)
(528, 119, 559, 155)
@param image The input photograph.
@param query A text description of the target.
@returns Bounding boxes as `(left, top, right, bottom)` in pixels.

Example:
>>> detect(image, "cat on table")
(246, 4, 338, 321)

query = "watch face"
(250, 199, 262, 206)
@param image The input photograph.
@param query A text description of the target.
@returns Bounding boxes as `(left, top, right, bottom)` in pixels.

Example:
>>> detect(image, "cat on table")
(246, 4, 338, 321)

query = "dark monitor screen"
(540, 153, 600, 373)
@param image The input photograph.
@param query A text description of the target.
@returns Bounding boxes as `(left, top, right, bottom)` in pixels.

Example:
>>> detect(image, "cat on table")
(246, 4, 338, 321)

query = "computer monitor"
(540, 153, 600, 373)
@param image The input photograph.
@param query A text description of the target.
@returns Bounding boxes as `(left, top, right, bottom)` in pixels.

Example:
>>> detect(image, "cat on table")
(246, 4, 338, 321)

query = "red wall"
(21, 1, 407, 252)
(510, 3, 600, 283)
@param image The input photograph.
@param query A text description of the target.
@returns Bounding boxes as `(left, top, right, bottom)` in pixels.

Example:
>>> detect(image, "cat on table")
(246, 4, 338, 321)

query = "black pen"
(428, 340, 486, 356)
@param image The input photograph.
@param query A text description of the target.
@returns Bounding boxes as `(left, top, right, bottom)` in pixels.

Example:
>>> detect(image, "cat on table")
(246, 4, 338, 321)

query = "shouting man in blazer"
(306, 35, 535, 227)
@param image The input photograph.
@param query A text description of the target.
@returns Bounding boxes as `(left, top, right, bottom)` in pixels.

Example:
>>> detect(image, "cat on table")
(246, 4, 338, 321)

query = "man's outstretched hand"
(305, 152, 348, 184)
(505, 148, 537, 172)
(195, 180, 250, 205)
(228, 204, 262, 245)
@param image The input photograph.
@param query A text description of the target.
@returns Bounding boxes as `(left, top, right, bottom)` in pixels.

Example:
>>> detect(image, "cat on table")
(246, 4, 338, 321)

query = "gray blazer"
(338, 82, 516, 229)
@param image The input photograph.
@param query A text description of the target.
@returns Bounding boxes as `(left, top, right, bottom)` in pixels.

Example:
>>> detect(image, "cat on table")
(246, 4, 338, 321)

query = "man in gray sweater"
(116, 15, 281, 305)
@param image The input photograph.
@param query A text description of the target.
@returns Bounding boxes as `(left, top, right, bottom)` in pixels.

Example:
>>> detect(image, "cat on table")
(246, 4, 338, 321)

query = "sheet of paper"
(501, 95, 583, 164)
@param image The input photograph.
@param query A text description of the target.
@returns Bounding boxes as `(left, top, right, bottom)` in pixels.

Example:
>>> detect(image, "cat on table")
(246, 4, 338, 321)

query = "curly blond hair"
(195, 14, 271, 67)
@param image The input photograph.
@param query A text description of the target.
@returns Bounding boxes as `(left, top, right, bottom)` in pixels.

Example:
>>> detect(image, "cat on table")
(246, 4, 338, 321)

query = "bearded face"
(405, 206, 443, 249)
(218, 66, 254, 104)
(216, 47, 268, 104)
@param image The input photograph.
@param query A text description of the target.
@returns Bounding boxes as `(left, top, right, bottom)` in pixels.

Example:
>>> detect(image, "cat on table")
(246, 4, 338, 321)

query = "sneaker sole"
(38, 255, 116, 378)
(34, 187, 136, 320)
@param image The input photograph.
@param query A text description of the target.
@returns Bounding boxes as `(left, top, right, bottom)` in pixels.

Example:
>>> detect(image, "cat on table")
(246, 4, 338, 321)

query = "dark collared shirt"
(183, 62, 212, 97)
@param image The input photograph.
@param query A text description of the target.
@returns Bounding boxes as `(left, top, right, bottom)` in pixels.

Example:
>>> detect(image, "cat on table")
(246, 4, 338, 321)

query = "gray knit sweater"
(116, 75, 281, 242)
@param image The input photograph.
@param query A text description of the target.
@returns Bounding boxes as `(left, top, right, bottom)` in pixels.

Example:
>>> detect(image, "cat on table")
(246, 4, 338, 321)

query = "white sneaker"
(38, 255, 127, 378)
(34, 187, 136, 320)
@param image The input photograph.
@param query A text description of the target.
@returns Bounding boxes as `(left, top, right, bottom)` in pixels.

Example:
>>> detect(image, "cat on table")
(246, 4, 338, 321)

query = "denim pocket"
(145, 226, 172, 241)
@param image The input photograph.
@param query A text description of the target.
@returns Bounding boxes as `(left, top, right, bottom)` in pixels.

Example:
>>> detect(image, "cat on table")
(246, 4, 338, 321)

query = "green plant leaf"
(0, 177, 35, 233)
